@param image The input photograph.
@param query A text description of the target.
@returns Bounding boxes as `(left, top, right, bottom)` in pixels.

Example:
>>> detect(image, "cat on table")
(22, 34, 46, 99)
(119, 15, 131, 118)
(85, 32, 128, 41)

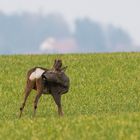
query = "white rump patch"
(29, 68, 45, 80)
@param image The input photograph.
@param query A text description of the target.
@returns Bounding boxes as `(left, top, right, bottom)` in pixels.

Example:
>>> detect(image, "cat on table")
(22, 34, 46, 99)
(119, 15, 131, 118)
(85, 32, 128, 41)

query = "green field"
(0, 53, 140, 140)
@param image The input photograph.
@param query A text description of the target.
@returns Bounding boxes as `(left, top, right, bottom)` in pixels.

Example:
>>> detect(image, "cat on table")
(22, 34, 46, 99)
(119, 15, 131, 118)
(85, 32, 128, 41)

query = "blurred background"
(0, 0, 140, 54)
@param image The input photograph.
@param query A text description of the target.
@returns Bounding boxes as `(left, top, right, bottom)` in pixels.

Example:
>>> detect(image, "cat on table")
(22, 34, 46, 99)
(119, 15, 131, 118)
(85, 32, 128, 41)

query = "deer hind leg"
(19, 80, 34, 118)
(33, 79, 43, 117)
(52, 93, 63, 116)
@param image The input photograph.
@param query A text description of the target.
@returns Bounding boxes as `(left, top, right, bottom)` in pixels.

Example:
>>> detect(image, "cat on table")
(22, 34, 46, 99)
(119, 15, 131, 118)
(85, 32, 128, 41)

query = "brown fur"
(19, 59, 69, 118)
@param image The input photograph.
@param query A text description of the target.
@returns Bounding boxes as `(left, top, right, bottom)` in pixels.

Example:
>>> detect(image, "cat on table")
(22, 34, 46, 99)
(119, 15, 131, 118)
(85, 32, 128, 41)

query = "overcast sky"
(0, 0, 139, 45)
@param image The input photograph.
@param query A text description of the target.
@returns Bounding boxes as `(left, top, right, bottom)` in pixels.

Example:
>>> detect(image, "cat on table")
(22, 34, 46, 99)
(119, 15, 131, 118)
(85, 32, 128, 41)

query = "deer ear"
(42, 73, 48, 80)
(53, 59, 57, 67)
(61, 66, 68, 72)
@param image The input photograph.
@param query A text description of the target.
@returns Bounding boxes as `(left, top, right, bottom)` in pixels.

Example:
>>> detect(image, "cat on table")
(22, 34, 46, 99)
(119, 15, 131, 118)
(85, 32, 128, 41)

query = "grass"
(0, 53, 140, 140)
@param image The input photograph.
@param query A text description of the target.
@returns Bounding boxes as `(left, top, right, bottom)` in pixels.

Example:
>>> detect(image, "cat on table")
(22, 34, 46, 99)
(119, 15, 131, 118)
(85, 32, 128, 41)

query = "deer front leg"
(52, 93, 63, 116)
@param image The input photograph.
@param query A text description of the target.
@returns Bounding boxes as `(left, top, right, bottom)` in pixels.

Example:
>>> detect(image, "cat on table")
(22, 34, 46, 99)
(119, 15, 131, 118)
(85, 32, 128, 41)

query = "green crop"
(0, 53, 140, 140)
